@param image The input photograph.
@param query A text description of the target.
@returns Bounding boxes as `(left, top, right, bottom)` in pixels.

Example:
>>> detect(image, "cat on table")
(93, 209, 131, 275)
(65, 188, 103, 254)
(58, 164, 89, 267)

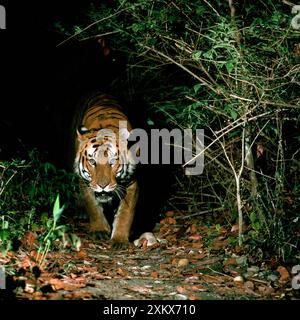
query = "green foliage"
(0, 150, 78, 254)
(43, 194, 66, 245)
(37, 194, 67, 267)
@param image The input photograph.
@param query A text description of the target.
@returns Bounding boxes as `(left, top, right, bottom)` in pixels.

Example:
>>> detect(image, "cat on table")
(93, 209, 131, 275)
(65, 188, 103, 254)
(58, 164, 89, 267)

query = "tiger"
(73, 93, 138, 249)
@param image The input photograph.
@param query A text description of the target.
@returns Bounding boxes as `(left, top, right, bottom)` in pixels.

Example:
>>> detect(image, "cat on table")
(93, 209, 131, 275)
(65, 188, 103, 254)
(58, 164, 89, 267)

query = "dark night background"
(1, 0, 124, 164)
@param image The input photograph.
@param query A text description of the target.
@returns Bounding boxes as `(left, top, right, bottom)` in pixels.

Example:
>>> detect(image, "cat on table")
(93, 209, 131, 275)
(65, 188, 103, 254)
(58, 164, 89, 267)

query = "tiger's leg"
(81, 184, 111, 238)
(111, 181, 138, 249)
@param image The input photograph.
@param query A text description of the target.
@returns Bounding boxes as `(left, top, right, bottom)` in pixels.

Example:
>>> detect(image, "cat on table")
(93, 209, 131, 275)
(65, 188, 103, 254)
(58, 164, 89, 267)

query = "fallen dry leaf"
(160, 217, 177, 225)
(21, 231, 37, 250)
(93, 274, 107, 280)
(63, 291, 92, 299)
(77, 250, 87, 259)
(190, 285, 207, 292)
(126, 285, 153, 294)
(212, 238, 229, 251)
(189, 234, 202, 241)
(227, 269, 240, 277)
(116, 268, 128, 277)
(201, 274, 225, 284)
(257, 285, 275, 296)
(177, 284, 207, 294)
(5, 251, 14, 258)
(33, 291, 43, 298)
(49, 278, 65, 291)
(244, 281, 255, 290)
(48, 278, 86, 292)
(277, 266, 290, 283)
(224, 258, 237, 266)
(191, 242, 204, 249)
(187, 224, 198, 234)
(176, 286, 187, 294)
(19, 255, 37, 269)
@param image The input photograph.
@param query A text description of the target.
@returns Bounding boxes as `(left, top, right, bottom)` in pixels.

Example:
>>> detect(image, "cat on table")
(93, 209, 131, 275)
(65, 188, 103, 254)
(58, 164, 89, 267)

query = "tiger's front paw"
(111, 238, 129, 250)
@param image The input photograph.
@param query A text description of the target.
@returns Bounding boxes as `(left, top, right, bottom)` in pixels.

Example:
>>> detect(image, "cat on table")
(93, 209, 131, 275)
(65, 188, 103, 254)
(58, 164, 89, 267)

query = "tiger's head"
(74, 126, 137, 204)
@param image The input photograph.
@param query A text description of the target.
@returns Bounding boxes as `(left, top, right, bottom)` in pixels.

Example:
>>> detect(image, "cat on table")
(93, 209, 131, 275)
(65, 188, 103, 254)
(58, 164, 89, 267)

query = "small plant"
(37, 194, 66, 268)
(0, 150, 78, 255)
(215, 224, 221, 233)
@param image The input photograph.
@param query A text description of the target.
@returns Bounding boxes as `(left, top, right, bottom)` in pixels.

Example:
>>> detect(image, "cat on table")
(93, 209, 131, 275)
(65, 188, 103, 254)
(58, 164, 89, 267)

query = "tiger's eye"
(109, 158, 117, 166)
(89, 159, 96, 166)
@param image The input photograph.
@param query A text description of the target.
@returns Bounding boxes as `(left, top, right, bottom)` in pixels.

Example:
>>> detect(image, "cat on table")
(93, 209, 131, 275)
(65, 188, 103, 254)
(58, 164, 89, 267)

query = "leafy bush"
(0, 150, 78, 254)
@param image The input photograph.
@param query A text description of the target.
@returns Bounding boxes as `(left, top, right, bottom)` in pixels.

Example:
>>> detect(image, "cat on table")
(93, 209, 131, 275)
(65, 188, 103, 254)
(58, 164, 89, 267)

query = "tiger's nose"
(99, 182, 109, 189)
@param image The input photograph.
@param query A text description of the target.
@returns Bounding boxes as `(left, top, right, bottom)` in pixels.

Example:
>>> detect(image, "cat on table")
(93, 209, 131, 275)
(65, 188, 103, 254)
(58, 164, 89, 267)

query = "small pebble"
(174, 294, 188, 300)
(178, 258, 189, 267)
(233, 275, 244, 282)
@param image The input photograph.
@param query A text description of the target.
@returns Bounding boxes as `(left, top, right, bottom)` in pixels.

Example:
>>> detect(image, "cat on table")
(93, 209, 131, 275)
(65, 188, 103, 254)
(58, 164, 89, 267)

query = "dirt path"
(1, 214, 298, 300)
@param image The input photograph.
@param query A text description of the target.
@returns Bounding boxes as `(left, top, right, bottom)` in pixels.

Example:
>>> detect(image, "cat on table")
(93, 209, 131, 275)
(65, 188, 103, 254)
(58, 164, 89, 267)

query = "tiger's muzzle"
(94, 191, 113, 203)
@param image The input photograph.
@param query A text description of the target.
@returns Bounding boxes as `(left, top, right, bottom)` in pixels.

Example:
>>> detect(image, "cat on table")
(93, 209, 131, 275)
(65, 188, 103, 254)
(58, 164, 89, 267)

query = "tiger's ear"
(77, 126, 90, 141)
(119, 127, 130, 141)
(119, 128, 140, 156)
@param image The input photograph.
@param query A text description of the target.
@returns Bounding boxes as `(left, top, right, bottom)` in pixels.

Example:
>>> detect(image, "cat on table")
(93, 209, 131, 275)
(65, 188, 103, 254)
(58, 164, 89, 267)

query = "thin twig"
(207, 267, 233, 279)
(56, 8, 128, 47)
(210, 121, 245, 246)
(229, 94, 253, 102)
(178, 207, 225, 219)
(170, 1, 198, 28)
(78, 30, 121, 42)
(249, 278, 269, 285)
(203, 0, 220, 17)
(143, 45, 222, 96)
(183, 110, 272, 168)
(237, 127, 245, 245)
(0, 170, 17, 197)
(282, 0, 296, 7)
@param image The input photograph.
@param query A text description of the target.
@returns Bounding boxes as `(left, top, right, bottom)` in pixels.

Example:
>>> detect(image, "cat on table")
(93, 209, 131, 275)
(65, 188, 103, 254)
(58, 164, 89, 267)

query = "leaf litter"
(1, 211, 299, 300)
